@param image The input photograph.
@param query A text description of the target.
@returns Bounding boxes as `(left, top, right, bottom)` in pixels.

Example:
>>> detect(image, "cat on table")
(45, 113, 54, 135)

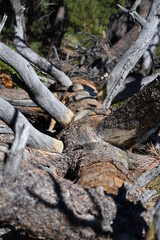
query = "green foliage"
(113, 101, 124, 108)
(0, 61, 16, 75)
(148, 176, 160, 194)
(0, 0, 127, 55)
(65, 0, 100, 35)
(31, 41, 43, 54)
(65, 0, 126, 38)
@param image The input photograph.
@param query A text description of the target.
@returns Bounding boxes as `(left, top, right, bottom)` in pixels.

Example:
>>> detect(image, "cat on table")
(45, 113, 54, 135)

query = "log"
(99, 77, 160, 148)
(0, 157, 151, 239)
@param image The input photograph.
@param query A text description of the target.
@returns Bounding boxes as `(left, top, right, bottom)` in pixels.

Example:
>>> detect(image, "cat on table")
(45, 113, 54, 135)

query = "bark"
(102, 0, 160, 111)
(10, 0, 72, 88)
(0, 157, 151, 240)
(0, 41, 74, 126)
(0, 142, 71, 179)
(0, 159, 117, 240)
(0, 97, 63, 153)
(63, 76, 160, 150)
(99, 77, 160, 148)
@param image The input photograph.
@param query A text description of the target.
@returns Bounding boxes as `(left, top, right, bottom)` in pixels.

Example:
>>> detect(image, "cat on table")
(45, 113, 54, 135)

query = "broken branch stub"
(4, 123, 30, 181)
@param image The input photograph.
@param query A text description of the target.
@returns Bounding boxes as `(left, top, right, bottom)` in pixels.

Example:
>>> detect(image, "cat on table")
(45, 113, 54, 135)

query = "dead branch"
(0, 97, 63, 153)
(10, 0, 72, 88)
(102, 0, 160, 111)
(117, 0, 146, 27)
(0, 14, 7, 34)
(0, 41, 74, 126)
(4, 123, 30, 181)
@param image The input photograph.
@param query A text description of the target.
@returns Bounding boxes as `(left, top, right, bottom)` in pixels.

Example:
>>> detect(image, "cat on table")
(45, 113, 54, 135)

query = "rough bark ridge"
(0, 160, 117, 240)
(0, 155, 151, 240)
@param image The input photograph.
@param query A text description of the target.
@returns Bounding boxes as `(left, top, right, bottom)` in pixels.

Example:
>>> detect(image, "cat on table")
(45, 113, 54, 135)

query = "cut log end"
(61, 110, 74, 126)
(51, 138, 64, 153)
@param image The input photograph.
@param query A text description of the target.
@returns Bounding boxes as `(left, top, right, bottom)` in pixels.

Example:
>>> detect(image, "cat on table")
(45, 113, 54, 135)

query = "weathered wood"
(4, 123, 30, 181)
(0, 42, 74, 126)
(0, 157, 151, 239)
(0, 88, 51, 127)
(0, 143, 72, 178)
(140, 23, 160, 75)
(0, 14, 7, 34)
(0, 97, 63, 153)
(99, 77, 160, 148)
(102, 0, 160, 110)
(10, 0, 72, 88)
(118, 0, 146, 27)
(98, 73, 160, 103)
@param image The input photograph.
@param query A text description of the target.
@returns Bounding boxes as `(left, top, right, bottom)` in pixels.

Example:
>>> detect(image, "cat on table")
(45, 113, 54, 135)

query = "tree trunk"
(0, 155, 151, 240)
(99, 77, 160, 148)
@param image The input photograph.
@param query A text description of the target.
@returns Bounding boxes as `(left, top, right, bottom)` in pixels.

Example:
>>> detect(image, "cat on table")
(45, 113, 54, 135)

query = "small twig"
(4, 122, 30, 181)
(53, 45, 60, 63)
(130, 0, 142, 11)
(127, 164, 160, 197)
(117, 1, 146, 27)
(0, 14, 7, 34)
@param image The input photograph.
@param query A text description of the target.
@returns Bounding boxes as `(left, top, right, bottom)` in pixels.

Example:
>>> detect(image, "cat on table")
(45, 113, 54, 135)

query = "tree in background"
(0, 0, 126, 56)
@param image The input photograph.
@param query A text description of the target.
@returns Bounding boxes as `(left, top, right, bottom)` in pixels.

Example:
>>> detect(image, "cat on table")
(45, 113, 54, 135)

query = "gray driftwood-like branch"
(0, 97, 64, 153)
(0, 14, 7, 34)
(4, 123, 30, 181)
(117, 1, 146, 27)
(0, 41, 74, 126)
(10, 0, 72, 88)
(140, 22, 160, 75)
(102, 0, 160, 111)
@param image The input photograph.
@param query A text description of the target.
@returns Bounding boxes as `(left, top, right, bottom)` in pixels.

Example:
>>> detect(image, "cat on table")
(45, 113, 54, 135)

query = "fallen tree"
(0, 0, 160, 239)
